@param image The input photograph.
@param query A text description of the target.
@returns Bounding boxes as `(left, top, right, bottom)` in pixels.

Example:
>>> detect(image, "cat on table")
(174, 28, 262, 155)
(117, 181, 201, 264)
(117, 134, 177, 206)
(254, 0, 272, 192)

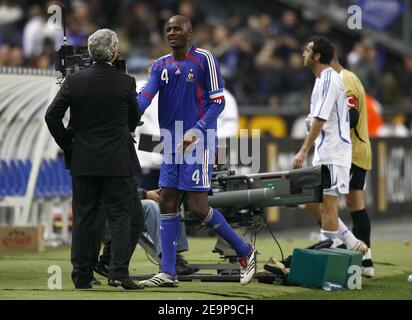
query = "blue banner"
(359, 0, 405, 30)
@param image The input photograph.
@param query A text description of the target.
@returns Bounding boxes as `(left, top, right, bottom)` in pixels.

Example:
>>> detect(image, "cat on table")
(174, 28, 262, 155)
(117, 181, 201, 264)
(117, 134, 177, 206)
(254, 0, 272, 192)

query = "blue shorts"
(159, 150, 214, 192)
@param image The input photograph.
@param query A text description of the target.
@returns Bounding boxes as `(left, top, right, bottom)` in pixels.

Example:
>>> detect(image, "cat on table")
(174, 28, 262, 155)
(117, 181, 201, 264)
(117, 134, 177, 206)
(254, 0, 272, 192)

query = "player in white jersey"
(309, 68, 351, 172)
(293, 36, 367, 253)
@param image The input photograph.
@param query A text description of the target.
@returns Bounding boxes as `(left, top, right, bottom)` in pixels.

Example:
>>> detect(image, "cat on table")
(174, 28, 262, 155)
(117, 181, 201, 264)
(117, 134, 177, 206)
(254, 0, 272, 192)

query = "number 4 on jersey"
(192, 169, 200, 184)
(161, 69, 169, 84)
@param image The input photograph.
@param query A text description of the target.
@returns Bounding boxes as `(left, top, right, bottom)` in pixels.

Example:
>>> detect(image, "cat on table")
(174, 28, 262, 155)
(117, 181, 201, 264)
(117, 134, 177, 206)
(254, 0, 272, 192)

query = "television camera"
(55, 45, 126, 78)
(135, 165, 331, 282)
(54, 6, 126, 78)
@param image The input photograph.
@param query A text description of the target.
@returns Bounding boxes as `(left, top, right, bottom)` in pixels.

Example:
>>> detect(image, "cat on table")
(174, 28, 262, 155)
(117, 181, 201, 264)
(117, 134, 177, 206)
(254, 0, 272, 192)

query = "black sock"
(351, 209, 371, 248)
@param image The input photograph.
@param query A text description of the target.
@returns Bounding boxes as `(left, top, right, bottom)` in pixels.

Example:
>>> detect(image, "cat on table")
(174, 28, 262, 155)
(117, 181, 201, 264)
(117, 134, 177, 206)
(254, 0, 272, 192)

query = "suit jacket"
(45, 62, 141, 176)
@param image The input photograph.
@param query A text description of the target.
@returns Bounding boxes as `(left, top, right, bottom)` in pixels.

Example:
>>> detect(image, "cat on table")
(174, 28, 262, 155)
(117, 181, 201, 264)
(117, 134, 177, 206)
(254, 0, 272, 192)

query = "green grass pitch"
(0, 237, 411, 300)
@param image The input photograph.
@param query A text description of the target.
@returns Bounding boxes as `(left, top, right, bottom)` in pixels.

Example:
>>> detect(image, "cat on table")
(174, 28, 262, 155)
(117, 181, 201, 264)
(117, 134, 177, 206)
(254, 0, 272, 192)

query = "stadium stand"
(0, 68, 71, 242)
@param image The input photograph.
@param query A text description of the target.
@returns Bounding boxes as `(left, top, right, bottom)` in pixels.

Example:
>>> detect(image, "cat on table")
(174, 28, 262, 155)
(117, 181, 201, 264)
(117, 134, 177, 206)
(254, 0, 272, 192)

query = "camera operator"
(45, 29, 144, 290)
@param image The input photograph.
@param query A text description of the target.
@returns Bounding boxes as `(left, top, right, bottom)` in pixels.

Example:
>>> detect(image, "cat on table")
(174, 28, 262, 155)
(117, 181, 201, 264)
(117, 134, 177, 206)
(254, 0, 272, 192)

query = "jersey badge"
(186, 69, 195, 82)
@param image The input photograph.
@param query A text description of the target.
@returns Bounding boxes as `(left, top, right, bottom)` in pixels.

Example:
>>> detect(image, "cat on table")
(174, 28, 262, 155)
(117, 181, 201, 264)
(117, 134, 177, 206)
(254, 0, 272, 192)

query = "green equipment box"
(321, 248, 362, 268)
(288, 248, 353, 288)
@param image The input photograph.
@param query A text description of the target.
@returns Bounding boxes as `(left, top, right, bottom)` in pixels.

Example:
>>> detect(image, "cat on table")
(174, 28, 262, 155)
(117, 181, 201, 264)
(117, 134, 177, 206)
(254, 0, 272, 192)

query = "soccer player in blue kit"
(137, 15, 256, 287)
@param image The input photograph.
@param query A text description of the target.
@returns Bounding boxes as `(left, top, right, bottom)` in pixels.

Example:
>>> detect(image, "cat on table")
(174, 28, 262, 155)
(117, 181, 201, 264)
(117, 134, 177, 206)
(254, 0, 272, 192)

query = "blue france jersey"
(137, 47, 225, 152)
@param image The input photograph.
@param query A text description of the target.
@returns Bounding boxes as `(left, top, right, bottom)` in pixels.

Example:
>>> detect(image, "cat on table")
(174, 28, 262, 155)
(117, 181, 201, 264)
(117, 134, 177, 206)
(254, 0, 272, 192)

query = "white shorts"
(323, 164, 350, 196)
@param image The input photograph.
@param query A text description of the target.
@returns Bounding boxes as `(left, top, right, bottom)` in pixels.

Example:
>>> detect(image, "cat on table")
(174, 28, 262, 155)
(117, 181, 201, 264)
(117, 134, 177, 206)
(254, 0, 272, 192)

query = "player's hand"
(293, 150, 307, 169)
(177, 129, 198, 152)
(146, 188, 161, 202)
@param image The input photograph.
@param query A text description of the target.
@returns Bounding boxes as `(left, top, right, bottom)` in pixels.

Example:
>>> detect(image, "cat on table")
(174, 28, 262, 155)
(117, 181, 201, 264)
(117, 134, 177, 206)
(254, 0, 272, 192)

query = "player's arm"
(293, 118, 325, 169)
(136, 62, 160, 114)
(193, 52, 225, 133)
(347, 95, 359, 128)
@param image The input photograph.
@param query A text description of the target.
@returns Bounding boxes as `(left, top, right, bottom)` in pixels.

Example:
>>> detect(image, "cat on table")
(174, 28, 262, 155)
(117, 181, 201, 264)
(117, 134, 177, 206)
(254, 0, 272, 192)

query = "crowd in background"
(0, 0, 411, 135)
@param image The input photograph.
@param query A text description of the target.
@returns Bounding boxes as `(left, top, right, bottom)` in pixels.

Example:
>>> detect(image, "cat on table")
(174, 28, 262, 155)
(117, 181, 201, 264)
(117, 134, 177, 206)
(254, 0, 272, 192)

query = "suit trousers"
(71, 175, 135, 287)
(99, 187, 145, 266)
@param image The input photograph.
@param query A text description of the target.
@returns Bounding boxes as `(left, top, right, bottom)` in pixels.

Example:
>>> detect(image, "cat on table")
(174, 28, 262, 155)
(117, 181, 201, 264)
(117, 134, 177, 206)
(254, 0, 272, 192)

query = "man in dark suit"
(45, 28, 144, 290)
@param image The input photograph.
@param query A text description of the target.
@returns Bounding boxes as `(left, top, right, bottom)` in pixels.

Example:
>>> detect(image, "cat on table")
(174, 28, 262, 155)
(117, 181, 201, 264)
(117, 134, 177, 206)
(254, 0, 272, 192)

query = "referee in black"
(45, 29, 143, 290)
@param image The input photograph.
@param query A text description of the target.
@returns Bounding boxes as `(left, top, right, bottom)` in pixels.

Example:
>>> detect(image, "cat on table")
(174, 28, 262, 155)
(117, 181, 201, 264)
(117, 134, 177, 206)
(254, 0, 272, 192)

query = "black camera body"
(55, 44, 126, 77)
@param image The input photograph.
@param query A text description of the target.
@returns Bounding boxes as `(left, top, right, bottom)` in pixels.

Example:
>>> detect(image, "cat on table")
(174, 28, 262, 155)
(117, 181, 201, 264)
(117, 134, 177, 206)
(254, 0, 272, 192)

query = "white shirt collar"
(319, 66, 332, 78)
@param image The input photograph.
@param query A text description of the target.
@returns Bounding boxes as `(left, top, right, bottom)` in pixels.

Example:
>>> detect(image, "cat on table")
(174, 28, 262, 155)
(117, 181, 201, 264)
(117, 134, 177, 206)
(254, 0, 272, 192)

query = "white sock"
(320, 229, 343, 248)
(318, 230, 343, 247)
(337, 218, 359, 249)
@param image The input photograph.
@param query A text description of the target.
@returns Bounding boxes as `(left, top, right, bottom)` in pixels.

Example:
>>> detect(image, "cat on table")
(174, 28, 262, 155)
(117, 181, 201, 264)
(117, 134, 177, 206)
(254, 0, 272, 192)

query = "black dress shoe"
(176, 253, 199, 275)
(108, 278, 145, 290)
(75, 283, 92, 289)
(94, 261, 109, 278)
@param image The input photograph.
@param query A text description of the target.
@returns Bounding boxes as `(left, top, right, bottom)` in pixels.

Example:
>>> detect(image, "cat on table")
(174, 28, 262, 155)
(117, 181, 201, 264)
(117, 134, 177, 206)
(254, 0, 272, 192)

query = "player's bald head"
(167, 15, 192, 31)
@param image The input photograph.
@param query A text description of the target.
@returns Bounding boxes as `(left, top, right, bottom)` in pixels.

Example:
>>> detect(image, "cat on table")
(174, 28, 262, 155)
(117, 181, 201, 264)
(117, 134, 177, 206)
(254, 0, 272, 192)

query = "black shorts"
(349, 163, 367, 190)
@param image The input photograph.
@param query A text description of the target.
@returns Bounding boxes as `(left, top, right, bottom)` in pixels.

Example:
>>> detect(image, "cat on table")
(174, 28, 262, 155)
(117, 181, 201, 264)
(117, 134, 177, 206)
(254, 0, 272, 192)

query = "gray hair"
(88, 29, 118, 62)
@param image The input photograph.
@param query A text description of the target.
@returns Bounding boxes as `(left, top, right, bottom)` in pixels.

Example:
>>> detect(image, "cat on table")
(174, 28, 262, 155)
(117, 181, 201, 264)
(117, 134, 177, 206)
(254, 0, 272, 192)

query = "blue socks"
(160, 208, 251, 276)
(203, 208, 250, 257)
(160, 213, 180, 276)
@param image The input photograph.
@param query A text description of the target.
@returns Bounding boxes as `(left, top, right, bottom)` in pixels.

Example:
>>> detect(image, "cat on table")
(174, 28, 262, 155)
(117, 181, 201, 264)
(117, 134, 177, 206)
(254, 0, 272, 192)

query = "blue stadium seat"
(51, 158, 63, 197)
(35, 160, 47, 198)
(0, 160, 6, 197)
(2, 160, 16, 196)
(32, 158, 72, 199)
(10, 160, 25, 195)
(23, 159, 31, 194)
(44, 159, 56, 198)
